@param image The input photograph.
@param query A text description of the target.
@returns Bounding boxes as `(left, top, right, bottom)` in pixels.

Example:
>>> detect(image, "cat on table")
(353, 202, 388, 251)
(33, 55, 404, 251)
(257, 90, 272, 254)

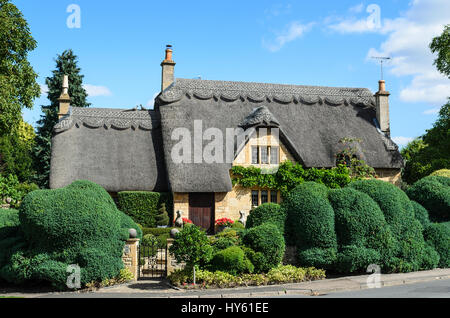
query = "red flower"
(215, 218, 234, 227)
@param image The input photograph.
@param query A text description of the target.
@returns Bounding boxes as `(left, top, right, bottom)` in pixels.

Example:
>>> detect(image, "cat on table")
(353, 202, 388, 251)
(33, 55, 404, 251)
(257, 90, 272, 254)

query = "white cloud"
(349, 3, 364, 13)
(40, 84, 48, 96)
(423, 107, 440, 115)
(263, 21, 314, 52)
(392, 136, 414, 147)
(83, 84, 112, 97)
(330, 0, 450, 105)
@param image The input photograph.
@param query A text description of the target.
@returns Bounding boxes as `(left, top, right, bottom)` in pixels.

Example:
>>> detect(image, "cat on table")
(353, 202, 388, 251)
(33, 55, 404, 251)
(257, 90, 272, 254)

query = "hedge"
(209, 246, 254, 275)
(410, 201, 431, 228)
(246, 203, 286, 234)
(0, 209, 20, 240)
(424, 223, 450, 268)
(117, 191, 173, 227)
(348, 179, 432, 272)
(335, 245, 381, 273)
(282, 182, 337, 260)
(406, 176, 450, 222)
(242, 223, 285, 272)
(0, 180, 141, 289)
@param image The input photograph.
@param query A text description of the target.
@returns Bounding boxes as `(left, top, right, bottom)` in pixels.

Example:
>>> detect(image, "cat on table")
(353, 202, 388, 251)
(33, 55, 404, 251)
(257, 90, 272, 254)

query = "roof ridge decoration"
(53, 107, 159, 133)
(159, 78, 376, 107)
(239, 106, 280, 129)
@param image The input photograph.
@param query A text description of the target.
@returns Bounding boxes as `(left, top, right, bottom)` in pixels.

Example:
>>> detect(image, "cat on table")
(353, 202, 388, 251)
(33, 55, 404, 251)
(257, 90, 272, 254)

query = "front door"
(189, 193, 215, 233)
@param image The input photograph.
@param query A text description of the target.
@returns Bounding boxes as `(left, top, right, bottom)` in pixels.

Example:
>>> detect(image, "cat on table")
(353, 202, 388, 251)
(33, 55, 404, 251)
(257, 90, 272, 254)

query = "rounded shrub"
(240, 246, 266, 273)
(0, 209, 20, 240)
(0, 180, 141, 289)
(335, 245, 381, 273)
(424, 223, 450, 268)
(410, 201, 431, 228)
(297, 247, 337, 270)
(242, 223, 285, 272)
(348, 179, 428, 272)
(246, 203, 286, 234)
(282, 182, 337, 268)
(406, 176, 450, 222)
(212, 237, 237, 252)
(209, 246, 254, 275)
(142, 234, 158, 247)
(430, 169, 450, 178)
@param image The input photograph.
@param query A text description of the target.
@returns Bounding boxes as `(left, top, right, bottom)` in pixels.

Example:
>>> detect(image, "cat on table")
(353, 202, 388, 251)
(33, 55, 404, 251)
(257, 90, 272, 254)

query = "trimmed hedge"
(348, 179, 432, 272)
(246, 203, 286, 234)
(209, 246, 254, 275)
(411, 201, 431, 228)
(282, 182, 337, 267)
(430, 169, 450, 178)
(117, 191, 173, 227)
(335, 245, 381, 273)
(0, 209, 20, 240)
(242, 223, 285, 272)
(424, 223, 450, 268)
(0, 180, 141, 289)
(406, 176, 450, 222)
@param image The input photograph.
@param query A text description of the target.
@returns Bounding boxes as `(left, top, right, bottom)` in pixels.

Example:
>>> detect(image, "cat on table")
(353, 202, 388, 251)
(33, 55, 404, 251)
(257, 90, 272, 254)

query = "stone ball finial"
(170, 228, 180, 238)
(129, 228, 137, 239)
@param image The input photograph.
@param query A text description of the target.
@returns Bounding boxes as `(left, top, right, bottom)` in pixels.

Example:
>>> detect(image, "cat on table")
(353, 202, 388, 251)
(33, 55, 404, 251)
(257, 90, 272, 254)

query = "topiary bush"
(410, 201, 431, 228)
(406, 176, 450, 222)
(0, 180, 141, 289)
(155, 203, 169, 227)
(424, 223, 450, 268)
(430, 169, 450, 178)
(242, 223, 285, 272)
(246, 203, 286, 234)
(335, 245, 381, 273)
(282, 182, 337, 268)
(348, 179, 432, 272)
(117, 191, 173, 227)
(208, 246, 254, 275)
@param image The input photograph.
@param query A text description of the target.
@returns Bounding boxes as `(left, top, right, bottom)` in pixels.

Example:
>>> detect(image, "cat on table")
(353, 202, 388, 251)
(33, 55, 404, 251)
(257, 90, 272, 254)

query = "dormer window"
(250, 128, 280, 165)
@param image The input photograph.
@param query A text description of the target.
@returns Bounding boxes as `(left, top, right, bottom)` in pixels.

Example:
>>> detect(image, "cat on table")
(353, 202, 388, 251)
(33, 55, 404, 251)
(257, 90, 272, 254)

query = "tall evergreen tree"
(32, 50, 90, 188)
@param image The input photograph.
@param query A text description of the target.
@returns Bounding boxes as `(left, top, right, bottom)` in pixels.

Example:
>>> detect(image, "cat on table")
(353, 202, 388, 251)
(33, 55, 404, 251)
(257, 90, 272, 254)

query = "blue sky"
(14, 0, 450, 148)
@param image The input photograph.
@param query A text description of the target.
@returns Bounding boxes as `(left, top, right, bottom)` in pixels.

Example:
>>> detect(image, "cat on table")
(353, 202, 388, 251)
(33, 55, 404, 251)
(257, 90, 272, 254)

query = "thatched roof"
(156, 78, 403, 193)
(49, 107, 168, 192)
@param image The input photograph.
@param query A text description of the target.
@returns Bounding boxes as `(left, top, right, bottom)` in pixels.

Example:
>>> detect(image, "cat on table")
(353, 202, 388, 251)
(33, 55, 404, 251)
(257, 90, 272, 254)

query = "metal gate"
(138, 241, 167, 279)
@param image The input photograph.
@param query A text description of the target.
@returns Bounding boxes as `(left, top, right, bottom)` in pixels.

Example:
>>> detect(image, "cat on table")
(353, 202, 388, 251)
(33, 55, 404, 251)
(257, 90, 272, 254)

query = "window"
(270, 191, 278, 203)
(270, 146, 279, 164)
(251, 190, 259, 207)
(261, 190, 268, 204)
(260, 146, 269, 164)
(251, 146, 259, 164)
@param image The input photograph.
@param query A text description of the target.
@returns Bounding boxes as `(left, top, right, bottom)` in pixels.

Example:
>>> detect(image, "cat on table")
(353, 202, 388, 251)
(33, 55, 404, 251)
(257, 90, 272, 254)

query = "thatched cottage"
(50, 46, 403, 232)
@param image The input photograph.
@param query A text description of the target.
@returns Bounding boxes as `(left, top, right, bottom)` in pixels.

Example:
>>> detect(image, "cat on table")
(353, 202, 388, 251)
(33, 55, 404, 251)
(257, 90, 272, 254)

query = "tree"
(155, 203, 169, 226)
(32, 50, 90, 188)
(0, 0, 40, 136)
(430, 24, 450, 78)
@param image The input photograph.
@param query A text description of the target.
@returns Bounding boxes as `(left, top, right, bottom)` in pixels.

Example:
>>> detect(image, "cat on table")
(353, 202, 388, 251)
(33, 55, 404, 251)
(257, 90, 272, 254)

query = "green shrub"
(142, 234, 158, 247)
(242, 223, 285, 272)
(169, 224, 213, 269)
(335, 245, 381, 273)
(282, 182, 337, 267)
(297, 247, 337, 270)
(430, 169, 450, 178)
(0, 174, 38, 208)
(212, 237, 237, 252)
(424, 223, 450, 268)
(240, 246, 266, 273)
(410, 201, 431, 228)
(349, 179, 429, 272)
(155, 203, 169, 227)
(0, 180, 140, 289)
(142, 227, 172, 237)
(117, 191, 173, 227)
(0, 209, 20, 240)
(246, 203, 286, 234)
(231, 221, 245, 230)
(209, 246, 254, 275)
(406, 176, 450, 222)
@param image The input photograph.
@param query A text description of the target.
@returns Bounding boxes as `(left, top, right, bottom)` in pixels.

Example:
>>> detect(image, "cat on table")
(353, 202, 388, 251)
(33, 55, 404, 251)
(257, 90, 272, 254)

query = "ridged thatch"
(156, 78, 403, 193)
(50, 107, 168, 192)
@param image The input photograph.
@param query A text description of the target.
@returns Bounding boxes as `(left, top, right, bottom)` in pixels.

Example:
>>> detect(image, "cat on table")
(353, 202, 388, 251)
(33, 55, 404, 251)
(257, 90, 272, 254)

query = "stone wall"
(166, 238, 185, 275)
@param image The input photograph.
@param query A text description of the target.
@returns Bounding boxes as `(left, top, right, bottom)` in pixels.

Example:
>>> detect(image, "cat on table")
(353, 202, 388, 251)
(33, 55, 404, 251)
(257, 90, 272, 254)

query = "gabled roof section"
(239, 106, 280, 129)
(158, 78, 375, 107)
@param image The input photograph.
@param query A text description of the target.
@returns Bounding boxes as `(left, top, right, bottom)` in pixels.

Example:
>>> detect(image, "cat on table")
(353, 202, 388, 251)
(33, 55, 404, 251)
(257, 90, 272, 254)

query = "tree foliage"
(0, 0, 40, 137)
(32, 49, 90, 188)
(430, 24, 450, 78)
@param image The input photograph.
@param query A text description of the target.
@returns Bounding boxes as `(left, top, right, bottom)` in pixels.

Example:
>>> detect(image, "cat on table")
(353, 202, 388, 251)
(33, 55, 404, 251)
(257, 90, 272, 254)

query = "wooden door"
(189, 193, 214, 232)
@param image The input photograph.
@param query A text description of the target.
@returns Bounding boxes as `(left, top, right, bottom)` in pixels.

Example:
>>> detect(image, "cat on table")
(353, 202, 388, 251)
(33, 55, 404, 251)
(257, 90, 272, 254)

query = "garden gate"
(138, 241, 168, 279)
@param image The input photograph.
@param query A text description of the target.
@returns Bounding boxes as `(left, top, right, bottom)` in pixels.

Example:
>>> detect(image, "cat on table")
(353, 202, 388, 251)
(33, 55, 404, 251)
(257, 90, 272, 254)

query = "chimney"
(58, 75, 71, 119)
(375, 80, 390, 137)
(161, 45, 176, 92)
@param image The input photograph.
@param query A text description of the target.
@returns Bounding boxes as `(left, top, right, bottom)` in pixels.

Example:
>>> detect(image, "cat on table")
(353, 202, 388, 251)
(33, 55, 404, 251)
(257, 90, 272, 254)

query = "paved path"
(1, 268, 449, 298)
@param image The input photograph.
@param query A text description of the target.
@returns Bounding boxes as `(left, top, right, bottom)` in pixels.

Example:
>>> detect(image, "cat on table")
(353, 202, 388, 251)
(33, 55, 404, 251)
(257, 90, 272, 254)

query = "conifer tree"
(156, 203, 169, 227)
(32, 50, 90, 188)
